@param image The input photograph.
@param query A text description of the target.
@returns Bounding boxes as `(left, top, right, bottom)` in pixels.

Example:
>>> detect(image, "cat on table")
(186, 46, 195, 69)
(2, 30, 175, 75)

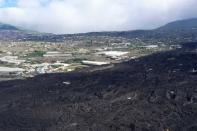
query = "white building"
(0, 56, 25, 65)
(141, 45, 159, 49)
(0, 67, 25, 75)
(97, 51, 129, 60)
(82, 60, 110, 66)
(43, 51, 72, 57)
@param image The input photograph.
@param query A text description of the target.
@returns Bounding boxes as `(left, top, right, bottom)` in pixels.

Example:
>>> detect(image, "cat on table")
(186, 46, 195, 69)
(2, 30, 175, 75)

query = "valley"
(0, 36, 173, 81)
(0, 18, 197, 131)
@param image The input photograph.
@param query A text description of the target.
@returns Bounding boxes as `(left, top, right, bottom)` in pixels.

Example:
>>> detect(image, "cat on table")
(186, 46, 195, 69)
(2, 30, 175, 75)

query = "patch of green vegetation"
(51, 65, 62, 68)
(27, 50, 46, 57)
(66, 58, 87, 63)
(28, 60, 43, 64)
(0, 63, 17, 68)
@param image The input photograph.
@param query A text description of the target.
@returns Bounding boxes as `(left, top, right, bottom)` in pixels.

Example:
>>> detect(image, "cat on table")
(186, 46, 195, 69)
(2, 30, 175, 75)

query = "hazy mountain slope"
(1, 18, 197, 42)
(52, 18, 197, 44)
(158, 18, 197, 30)
(75, 18, 197, 40)
(0, 23, 19, 30)
(0, 23, 47, 41)
(0, 42, 197, 130)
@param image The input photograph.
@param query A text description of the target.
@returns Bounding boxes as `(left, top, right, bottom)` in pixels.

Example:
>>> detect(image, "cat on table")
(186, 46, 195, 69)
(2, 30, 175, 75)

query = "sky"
(0, 0, 196, 34)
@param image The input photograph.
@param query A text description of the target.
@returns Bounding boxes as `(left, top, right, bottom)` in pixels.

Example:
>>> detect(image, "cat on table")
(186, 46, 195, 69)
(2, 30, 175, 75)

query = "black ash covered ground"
(0, 43, 197, 131)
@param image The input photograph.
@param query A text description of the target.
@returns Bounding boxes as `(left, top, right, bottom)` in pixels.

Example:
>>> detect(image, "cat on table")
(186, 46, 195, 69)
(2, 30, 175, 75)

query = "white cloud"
(0, 0, 197, 34)
(0, 0, 4, 6)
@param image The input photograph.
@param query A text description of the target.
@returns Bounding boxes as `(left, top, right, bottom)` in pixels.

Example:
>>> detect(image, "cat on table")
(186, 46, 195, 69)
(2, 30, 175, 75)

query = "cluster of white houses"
(0, 50, 131, 77)
(0, 67, 24, 76)
(0, 56, 25, 65)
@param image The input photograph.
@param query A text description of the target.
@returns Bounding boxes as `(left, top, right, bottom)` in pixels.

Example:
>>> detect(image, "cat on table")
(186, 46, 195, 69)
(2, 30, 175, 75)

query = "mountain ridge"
(0, 23, 19, 30)
(1, 18, 197, 42)
(158, 18, 197, 30)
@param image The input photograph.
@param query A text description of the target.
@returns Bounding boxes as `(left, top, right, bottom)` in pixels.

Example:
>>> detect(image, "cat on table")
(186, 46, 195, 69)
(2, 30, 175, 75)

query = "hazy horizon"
(0, 0, 197, 34)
